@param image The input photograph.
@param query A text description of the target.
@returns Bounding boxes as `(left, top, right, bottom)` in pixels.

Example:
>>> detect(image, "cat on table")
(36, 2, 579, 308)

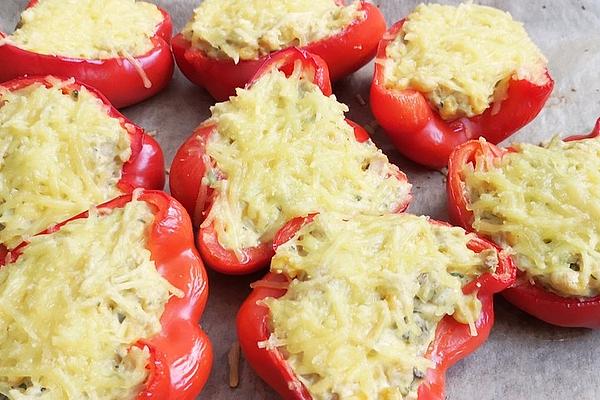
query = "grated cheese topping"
(383, 3, 548, 120)
(7, 0, 163, 59)
(181, 0, 364, 63)
(0, 79, 131, 249)
(0, 200, 182, 400)
(464, 137, 600, 297)
(203, 66, 411, 258)
(265, 213, 494, 400)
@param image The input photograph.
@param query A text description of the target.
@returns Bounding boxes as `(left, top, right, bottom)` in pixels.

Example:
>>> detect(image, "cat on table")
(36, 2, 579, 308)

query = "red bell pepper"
(2, 190, 212, 399)
(1, 75, 165, 193)
(172, 0, 386, 101)
(0, 0, 174, 108)
(237, 214, 516, 400)
(446, 118, 600, 328)
(169, 48, 410, 275)
(0, 75, 165, 260)
(370, 19, 554, 169)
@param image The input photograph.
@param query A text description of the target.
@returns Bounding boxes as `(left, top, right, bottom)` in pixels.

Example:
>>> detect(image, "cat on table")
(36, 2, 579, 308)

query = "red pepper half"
(0, 75, 165, 260)
(172, 1, 386, 101)
(237, 214, 516, 400)
(370, 19, 554, 169)
(2, 190, 212, 399)
(169, 48, 410, 275)
(1, 75, 165, 193)
(447, 118, 600, 328)
(0, 0, 174, 108)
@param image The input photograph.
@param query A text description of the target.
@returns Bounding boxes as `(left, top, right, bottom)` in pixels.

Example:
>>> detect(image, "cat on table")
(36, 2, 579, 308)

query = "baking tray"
(2, 0, 600, 398)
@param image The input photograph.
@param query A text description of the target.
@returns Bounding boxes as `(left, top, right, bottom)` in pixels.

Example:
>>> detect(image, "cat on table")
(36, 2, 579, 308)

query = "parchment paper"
(2, 1, 600, 398)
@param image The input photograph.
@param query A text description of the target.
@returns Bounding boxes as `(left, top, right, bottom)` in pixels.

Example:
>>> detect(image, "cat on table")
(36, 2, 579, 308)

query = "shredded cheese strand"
(122, 50, 152, 88)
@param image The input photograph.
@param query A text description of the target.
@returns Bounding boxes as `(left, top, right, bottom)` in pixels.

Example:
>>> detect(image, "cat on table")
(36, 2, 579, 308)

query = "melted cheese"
(264, 213, 494, 400)
(203, 66, 411, 257)
(7, 0, 162, 59)
(464, 137, 600, 297)
(0, 200, 182, 400)
(182, 0, 364, 63)
(0, 79, 131, 249)
(383, 3, 548, 120)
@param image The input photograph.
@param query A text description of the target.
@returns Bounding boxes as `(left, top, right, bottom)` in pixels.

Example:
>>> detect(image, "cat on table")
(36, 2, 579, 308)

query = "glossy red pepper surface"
(447, 118, 600, 328)
(169, 48, 410, 275)
(172, 0, 386, 101)
(237, 214, 516, 400)
(0, 0, 174, 108)
(370, 19, 554, 169)
(1, 190, 212, 399)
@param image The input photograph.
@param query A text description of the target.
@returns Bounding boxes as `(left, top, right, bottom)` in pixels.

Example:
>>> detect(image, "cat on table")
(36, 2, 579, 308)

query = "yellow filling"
(0, 79, 131, 249)
(265, 213, 494, 400)
(182, 0, 364, 63)
(0, 200, 182, 400)
(383, 3, 548, 120)
(203, 66, 411, 258)
(7, 0, 163, 59)
(465, 137, 600, 297)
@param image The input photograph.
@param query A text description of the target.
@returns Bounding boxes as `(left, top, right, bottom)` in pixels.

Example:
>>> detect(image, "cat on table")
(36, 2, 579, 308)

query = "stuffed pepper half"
(0, 76, 164, 254)
(371, 3, 553, 168)
(173, 0, 386, 100)
(238, 212, 515, 400)
(0, 190, 211, 399)
(0, 0, 174, 108)
(447, 119, 600, 328)
(170, 48, 411, 274)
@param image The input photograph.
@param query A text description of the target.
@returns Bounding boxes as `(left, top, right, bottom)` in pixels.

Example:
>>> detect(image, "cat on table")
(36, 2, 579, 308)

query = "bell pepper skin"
(370, 19, 554, 169)
(446, 118, 600, 328)
(169, 48, 410, 275)
(172, 1, 386, 101)
(0, 0, 174, 108)
(237, 215, 516, 400)
(2, 190, 212, 399)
